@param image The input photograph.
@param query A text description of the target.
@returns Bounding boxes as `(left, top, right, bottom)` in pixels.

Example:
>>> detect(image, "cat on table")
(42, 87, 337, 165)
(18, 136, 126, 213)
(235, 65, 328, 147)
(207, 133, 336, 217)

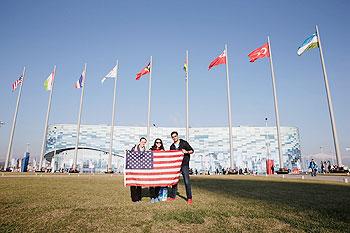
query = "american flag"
(12, 75, 23, 91)
(124, 150, 184, 187)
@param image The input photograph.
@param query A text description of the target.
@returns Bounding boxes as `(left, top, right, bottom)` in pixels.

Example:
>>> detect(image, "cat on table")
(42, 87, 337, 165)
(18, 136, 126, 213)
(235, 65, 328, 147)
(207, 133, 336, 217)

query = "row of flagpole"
(3, 25, 344, 172)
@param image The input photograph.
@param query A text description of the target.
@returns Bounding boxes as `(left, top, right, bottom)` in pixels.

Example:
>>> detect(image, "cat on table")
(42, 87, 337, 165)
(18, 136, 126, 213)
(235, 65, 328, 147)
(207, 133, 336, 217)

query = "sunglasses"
(156, 141, 162, 144)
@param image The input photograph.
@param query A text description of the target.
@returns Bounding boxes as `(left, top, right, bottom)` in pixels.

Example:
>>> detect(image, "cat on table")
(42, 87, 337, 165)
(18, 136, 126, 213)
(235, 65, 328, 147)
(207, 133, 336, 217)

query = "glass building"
(45, 124, 301, 173)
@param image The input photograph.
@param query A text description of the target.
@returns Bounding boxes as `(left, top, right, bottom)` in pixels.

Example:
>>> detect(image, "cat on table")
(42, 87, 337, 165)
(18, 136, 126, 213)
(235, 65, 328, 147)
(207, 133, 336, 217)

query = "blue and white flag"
(75, 69, 86, 89)
(297, 33, 319, 56)
(101, 64, 118, 84)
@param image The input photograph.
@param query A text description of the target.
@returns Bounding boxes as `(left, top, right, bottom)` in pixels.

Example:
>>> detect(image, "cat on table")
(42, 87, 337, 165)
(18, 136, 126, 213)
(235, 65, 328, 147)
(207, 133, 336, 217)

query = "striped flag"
(12, 75, 23, 91)
(297, 33, 319, 56)
(124, 150, 184, 187)
(75, 69, 86, 88)
(44, 69, 55, 91)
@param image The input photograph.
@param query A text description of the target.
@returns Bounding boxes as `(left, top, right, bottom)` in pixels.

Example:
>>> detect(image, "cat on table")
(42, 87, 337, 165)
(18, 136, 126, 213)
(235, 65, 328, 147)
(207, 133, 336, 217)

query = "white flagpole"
(316, 25, 343, 166)
(267, 36, 283, 170)
(72, 63, 87, 171)
(4, 66, 26, 171)
(185, 50, 189, 141)
(39, 65, 56, 171)
(107, 61, 119, 173)
(224, 44, 234, 169)
(146, 56, 152, 147)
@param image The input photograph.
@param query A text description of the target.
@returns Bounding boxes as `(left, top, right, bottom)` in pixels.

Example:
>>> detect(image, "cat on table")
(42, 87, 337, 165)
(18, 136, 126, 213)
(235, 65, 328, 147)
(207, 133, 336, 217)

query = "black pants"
(170, 165, 192, 199)
(130, 186, 142, 202)
(149, 187, 161, 199)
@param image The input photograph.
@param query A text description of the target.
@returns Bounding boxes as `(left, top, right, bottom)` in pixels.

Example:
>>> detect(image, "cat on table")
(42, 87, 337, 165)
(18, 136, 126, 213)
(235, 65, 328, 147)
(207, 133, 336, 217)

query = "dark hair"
(170, 131, 178, 137)
(140, 137, 147, 142)
(150, 138, 164, 150)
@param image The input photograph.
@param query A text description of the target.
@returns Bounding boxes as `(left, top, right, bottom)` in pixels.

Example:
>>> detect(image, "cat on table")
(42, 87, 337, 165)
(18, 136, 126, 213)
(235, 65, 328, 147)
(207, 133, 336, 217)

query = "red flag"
(135, 62, 151, 80)
(248, 43, 270, 62)
(208, 50, 226, 70)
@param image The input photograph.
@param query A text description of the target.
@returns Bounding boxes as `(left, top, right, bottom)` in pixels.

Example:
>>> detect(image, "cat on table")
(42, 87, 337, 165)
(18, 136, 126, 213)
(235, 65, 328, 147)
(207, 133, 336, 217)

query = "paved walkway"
(1, 172, 349, 184)
(273, 174, 350, 183)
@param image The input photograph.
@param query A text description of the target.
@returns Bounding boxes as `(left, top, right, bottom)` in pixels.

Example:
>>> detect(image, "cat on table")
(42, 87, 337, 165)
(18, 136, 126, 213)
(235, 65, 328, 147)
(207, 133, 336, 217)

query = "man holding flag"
(168, 131, 194, 204)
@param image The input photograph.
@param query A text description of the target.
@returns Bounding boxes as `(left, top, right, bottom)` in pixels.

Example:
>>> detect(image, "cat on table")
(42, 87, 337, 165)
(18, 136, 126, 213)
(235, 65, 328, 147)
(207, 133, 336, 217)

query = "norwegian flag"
(208, 50, 226, 70)
(12, 75, 23, 91)
(124, 150, 184, 187)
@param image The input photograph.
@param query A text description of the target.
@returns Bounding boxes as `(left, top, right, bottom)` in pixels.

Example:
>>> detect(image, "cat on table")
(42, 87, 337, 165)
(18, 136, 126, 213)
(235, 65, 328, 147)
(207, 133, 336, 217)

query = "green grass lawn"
(0, 174, 349, 233)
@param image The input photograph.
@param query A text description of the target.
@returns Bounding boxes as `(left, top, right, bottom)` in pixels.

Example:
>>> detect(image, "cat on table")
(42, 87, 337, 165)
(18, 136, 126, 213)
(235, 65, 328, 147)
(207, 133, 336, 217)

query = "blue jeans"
(170, 165, 192, 199)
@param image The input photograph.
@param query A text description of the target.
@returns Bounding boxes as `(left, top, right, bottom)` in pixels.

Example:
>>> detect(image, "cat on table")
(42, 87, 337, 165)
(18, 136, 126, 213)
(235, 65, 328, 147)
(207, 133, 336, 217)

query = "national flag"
(248, 43, 270, 62)
(44, 69, 55, 91)
(75, 69, 86, 88)
(12, 75, 23, 91)
(208, 50, 226, 70)
(297, 33, 319, 56)
(183, 61, 188, 78)
(101, 64, 118, 84)
(135, 62, 151, 80)
(124, 150, 184, 187)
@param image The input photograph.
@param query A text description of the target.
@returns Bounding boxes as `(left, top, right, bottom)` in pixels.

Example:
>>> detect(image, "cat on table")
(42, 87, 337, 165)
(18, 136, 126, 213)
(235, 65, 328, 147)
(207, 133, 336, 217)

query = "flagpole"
(267, 36, 283, 170)
(4, 67, 26, 171)
(107, 61, 119, 173)
(147, 56, 152, 147)
(224, 44, 234, 169)
(39, 65, 56, 171)
(185, 50, 189, 141)
(72, 63, 87, 172)
(316, 25, 343, 167)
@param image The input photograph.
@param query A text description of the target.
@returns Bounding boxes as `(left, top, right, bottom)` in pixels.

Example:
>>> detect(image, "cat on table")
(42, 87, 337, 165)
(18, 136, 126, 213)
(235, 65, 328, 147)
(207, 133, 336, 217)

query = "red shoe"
(187, 199, 192, 205)
(167, 197, 176, 202)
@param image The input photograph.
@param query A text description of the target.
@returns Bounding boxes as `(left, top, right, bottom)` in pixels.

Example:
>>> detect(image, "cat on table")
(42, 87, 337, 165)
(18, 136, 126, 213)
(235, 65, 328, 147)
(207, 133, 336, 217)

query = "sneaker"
(150, 198, 155, 203)
(187, 199, 192, 205)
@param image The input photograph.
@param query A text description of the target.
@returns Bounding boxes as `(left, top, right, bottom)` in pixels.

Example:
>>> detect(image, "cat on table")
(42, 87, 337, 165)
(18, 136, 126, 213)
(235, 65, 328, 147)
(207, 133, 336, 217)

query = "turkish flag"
(208, 50, 226, 70)
(136, 62, 151, 80)
(248, 43, 270, 62)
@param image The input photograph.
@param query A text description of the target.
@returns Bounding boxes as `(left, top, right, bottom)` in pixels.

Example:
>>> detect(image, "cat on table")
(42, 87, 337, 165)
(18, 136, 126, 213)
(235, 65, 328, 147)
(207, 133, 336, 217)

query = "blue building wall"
(46, 124, 301, 173)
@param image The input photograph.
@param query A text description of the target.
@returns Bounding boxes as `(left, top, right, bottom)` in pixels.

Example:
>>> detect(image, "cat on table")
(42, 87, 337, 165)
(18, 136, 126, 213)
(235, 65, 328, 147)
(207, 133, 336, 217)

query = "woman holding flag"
(149, 138, 165, 203)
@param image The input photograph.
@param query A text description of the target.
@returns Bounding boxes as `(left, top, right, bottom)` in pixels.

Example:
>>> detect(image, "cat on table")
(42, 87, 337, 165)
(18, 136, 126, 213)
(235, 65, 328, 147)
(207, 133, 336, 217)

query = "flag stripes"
(125, 150, 184, 187)
(12, 76, 23, 91)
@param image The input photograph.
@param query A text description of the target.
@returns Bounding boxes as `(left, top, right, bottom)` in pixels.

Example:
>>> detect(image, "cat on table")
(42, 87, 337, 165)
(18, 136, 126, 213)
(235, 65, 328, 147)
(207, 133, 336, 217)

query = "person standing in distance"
(168, 131, 194, 204)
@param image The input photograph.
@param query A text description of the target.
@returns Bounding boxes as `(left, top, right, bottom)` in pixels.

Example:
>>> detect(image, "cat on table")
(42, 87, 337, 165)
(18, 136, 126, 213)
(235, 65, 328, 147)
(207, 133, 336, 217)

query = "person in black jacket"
(130, 137, 147, 202)
(168, 131, 194, 204)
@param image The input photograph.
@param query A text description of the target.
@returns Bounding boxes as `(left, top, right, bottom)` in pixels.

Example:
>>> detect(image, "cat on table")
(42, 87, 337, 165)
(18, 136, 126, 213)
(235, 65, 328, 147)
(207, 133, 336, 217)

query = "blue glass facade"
(46, 124, 301, 173)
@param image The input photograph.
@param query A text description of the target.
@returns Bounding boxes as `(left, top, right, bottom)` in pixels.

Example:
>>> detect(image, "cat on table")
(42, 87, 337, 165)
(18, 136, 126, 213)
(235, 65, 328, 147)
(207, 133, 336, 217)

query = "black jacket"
(170, 139, 194, 166)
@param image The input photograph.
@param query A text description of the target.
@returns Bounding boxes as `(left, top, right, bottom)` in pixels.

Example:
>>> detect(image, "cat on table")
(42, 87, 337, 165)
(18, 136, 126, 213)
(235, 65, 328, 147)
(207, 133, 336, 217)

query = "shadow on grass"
(174, 176, 350, 231)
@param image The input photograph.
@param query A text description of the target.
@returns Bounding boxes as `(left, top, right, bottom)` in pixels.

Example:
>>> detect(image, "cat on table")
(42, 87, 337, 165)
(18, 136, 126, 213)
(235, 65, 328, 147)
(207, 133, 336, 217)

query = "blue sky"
(0, 0, 349, 163)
